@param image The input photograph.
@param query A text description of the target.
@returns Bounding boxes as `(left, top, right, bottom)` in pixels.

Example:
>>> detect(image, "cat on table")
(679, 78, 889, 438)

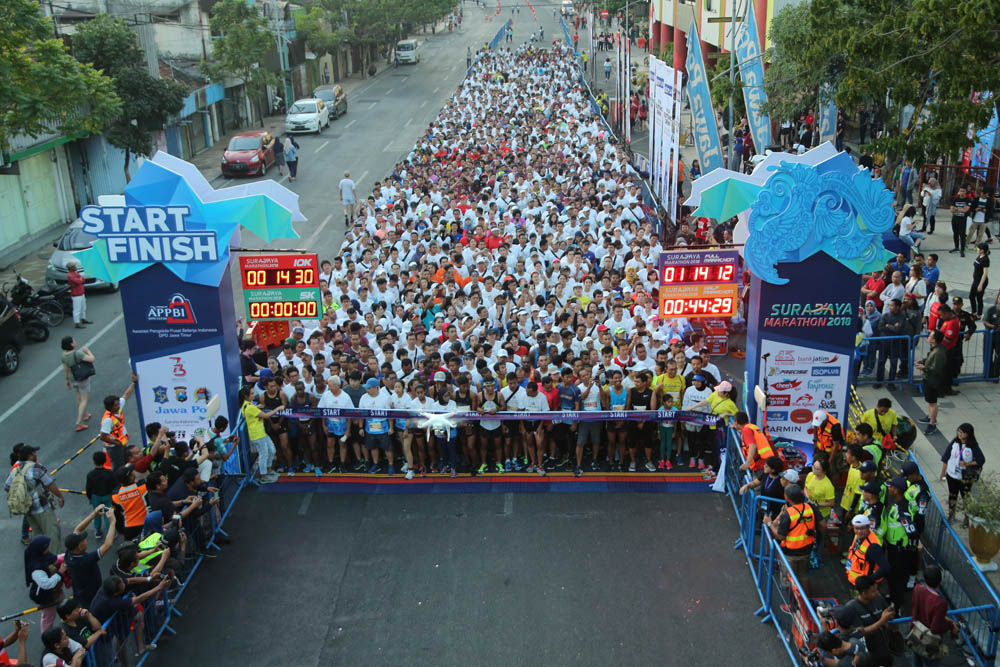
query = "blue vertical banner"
(819, 84, 838, 145)
(733, 0, 771, 150)
(685, 19, 725, 174)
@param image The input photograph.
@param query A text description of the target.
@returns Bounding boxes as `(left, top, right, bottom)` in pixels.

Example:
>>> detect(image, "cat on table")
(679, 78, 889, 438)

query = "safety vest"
(101, 409, 129, 469)
(814, 413, 840, 453)
(111, 482, 147, 529)
(883, 502, 910, 548)
(744, 424, 775, 470)
(846, 530, 882, 585)
(781, 503, 816, 551)
(862, 443, 883, 469)
(136, 532, 164, 572)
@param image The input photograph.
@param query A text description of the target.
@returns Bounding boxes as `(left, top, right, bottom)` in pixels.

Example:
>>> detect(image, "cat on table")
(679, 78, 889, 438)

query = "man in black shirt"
(57, 598, 109, 659)
(949, 186, 971, 256)
(64, 506, 116, 607)
(144, 471, 201, 531)
(240, 339, 263, 386)
(161, 441, 197, 488)
(837, 575, 896, 666)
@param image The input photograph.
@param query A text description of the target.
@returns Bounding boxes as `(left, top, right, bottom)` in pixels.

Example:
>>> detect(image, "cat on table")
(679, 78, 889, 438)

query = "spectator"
(60, 336, 94, 432)
(64, 506, 116, 607)
(985, 293, 1000, 380)
(5, 444, 64, 545)
(84, 451, 115, 539)
(910, 565, 959, 667)
(89, 575, 166, 659)
(0, 621, 29, 665)
(739, 455, 787, 522)
(915, 330, 947, 434)
(839, 575, 896, 666)
(24, 536, 64, 631)
(861, 398, 898, 449)
(764, 484, 816, 595)
(40, 627, 87, 667)
(57, 598, 109, 661)
(939, 423, 985, 521)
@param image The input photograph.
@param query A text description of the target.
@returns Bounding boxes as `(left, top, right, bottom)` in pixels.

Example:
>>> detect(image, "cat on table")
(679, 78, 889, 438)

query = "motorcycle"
(7, 276, 66, 327)
(16, 305, 50, 343)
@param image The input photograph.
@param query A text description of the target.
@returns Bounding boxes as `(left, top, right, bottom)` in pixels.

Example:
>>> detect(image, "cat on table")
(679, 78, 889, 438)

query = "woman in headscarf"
(24, 535, 64, 631)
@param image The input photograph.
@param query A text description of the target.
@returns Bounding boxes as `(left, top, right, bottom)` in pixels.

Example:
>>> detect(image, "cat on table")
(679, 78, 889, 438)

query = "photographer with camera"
(167, 468, 220, 555)
(0, 620, 29, 665)
(836, 575, 897, 666)
(64, 504, 116, 607)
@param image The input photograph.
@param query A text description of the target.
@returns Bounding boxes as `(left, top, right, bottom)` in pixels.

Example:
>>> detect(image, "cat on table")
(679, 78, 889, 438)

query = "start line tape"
(275, 408, 720, 426)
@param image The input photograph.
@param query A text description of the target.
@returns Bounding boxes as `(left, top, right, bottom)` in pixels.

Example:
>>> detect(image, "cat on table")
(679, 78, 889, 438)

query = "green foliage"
(201, 0, 279, 122)
(296, 0, 455, 57)
(958, 473, 1000, 530)
(763, 0, 1000, 167)
(0, 0, 120, 151)
(710, 54, 746, 127)
(657, 43, 673, 65)
(73, 15, 186, 165)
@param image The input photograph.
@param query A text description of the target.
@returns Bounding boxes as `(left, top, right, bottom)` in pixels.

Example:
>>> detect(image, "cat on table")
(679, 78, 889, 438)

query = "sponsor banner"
(277, 408, 720, 425)
(136, 343, 229, 445)
(759, 338, 850, 444)
(731, 0, 771, 149)
(685, 19, 724, 174)
(819, 84, 837, 145)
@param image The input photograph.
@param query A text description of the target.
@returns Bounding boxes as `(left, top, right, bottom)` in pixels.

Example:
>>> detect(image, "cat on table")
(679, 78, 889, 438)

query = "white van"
(395, 39, 420, 65)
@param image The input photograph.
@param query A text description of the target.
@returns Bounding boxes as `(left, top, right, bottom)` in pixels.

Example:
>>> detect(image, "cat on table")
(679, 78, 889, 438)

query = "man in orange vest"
(99, 373, 137, 472)
(765, 484, 815, 595)
(846, 514, 889, 587)
(811, 409, 844, 469)
(110, 465, 147, 541)
(736, 412, 776, 472)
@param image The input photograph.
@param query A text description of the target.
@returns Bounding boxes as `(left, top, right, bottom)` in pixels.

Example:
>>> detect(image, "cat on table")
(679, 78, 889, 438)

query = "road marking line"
(383, 140, 394, 152)
(367, 102, 377, 110)
(358, 170, 368, 184)
(297, 492, 314, 516)
(420, 100, 428, 108)
(315, 140, 329, 153)
(0, 313, 124, 426)
(405, 117, 413, 126)
(385, 88, 393, 95)
(450, 65, 457, 71)
(345, 119, 356, 129)
(306, 213, 333, 247)
(433, 87, 440, 94)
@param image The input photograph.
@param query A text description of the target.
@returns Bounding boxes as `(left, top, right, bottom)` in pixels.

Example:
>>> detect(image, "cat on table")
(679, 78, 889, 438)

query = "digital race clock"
(658, 250, 740, 320)
(239, 253, 323, 322)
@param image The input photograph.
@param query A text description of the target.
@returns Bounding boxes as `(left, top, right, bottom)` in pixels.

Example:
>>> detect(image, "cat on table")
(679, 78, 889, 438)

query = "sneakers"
(450, 468, 457, 478)
(368, 464, 380, 474)
(657, 460, 665, 470)
(887, 383, 898, 391)
(688, 457, 696, 468)
(401, 462, 409, 473)
(353, 461, 366, 472)
(536, 466, 546, 476)
(405, 469, 415, 480)
(697, 459, 706, 470)
(504, 459, 512, 472)
(924, 424, 938, 435)
(644, 461, 656, 472)
(478, 463, 488, 474)
(544, 460, 556, 471)
(591, 461, 601, 472)
(574, 467, 582, 477)
(512, 459, 524, 472)
(628, 461, 636, 472)
(526, 464, 535, 473)
(917, 415, 931, 424)
(495, 463, 505, 473)
(664, 460, 673, 470)
(387, 465, 395, 476)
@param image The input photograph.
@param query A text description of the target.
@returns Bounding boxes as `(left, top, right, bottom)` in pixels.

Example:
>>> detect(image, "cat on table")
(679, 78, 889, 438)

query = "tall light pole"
(708, 0, 746, 169)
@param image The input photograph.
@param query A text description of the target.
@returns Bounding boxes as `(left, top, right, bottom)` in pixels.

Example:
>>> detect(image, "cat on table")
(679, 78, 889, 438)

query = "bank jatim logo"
(148, 294, 197, 324)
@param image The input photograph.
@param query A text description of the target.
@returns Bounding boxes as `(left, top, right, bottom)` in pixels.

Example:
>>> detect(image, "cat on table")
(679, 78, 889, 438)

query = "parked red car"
(221, 131, 275, 178)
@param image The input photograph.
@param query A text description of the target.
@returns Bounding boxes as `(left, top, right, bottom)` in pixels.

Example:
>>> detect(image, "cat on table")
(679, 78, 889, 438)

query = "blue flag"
(685, 19, 725, 174)
(733, 0, 771, 150)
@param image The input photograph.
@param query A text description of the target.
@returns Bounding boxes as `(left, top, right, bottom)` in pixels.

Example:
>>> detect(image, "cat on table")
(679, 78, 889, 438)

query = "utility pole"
(708, 2, 746, 169)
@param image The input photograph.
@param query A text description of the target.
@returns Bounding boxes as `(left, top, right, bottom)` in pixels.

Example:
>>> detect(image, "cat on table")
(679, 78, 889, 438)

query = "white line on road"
(367, 102, 377, 110)
(306, 213, 334, 247)
(405, 117, 413, 126)
(345, 119, 356, 129)
(315, 140, 329, 154)
(384, 88, 393, 95)
(450, 65, 457, 71)
(420, 100, 428, 108)
(0, 313, 125, 426)
(297, 492, 314, 516)
(358, 170, 368, 184)
(433, 87, 440, 94)
(382, 140, 394, 152)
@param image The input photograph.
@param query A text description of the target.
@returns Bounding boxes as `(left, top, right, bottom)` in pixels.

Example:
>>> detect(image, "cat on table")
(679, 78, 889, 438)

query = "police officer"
(858, 477, 886, 535)
(846, 514, 889, 589)
(901, 460, 929, 588)
(882, 476, 917, 607)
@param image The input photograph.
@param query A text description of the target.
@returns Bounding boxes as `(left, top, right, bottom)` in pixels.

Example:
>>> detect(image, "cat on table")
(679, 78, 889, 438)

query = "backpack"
(7, 461, 35, 516)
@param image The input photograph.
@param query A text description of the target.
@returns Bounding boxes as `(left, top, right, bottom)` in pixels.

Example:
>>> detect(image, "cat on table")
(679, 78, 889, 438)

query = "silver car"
(46, 219, 118, 291)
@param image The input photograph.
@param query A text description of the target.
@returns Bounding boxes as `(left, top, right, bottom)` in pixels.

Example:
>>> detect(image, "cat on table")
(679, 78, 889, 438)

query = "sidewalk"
(189, 16, 457, 182)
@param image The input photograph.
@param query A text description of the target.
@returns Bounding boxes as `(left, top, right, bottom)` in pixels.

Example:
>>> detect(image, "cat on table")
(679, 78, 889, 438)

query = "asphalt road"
(0, 1, 503, 621)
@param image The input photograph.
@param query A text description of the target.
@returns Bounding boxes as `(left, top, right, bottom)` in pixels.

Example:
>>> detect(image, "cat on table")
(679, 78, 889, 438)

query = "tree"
(201, 0, 279, 127)
(73, 15, 187, 181)
(763, 0, 1000, 171)
(709, 54, 746, 132)
(0, 0, 119, 154)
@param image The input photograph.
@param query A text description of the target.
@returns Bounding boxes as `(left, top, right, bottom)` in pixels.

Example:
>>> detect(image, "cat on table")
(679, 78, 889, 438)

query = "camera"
(167, 431, 176, 439)
(798, 646, 823, 667)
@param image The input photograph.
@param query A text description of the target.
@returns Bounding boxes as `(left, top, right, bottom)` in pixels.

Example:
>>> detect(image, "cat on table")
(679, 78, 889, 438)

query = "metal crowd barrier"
(856, 329, 999, 388)
(723, 422, 1000, 665)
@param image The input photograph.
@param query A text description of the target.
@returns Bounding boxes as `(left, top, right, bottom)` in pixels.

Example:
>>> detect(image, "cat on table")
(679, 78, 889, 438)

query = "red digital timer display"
(242, 267, 316, 288)
(248, 300, 319, 319)
(660, 295, 738, 318)
(662, 264, 736, 284)
(239, 253, 322, 322)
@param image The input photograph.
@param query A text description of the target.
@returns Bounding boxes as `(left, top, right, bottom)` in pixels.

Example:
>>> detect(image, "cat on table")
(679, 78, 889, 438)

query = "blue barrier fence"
(856, 329, 1000, 387)
(723, 420, 1000, 665)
